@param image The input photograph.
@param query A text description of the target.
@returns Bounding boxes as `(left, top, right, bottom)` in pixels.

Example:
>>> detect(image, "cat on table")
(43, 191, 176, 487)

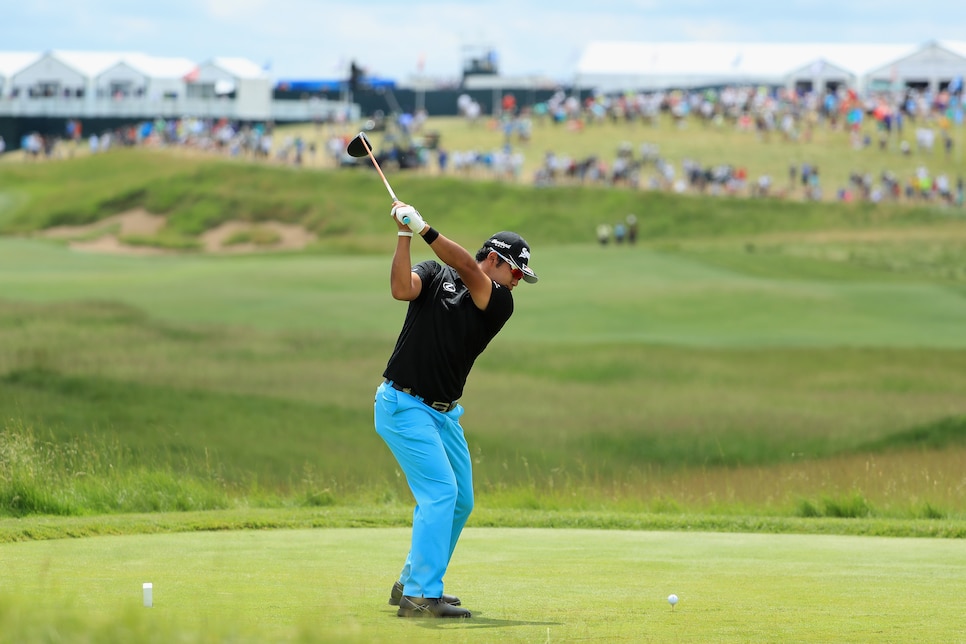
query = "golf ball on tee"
(668, 594, 678, 606)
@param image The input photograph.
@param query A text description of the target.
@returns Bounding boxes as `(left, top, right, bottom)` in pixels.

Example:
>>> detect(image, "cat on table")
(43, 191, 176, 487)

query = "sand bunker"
(42, 208, 315, 255)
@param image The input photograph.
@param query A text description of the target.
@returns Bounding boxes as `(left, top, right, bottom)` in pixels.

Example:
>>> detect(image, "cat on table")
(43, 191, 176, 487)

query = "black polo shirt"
(383, 260, 513, 403)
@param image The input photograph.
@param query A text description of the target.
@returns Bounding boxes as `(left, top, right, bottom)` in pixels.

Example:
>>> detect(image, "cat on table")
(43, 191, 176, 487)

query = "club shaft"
(359, 135, 398, 202)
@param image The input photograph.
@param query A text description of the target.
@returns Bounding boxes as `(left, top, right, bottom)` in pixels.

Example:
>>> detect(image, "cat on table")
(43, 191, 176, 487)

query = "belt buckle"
(430, 401, 452, 412)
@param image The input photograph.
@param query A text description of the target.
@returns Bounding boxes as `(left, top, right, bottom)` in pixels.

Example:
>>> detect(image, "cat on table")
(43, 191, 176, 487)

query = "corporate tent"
(865, 40, 966, 92)
(11, 51, 133, 99)
(783, 44, 917, 94)
(95, 54, 197, 101)
(0, 49, 348, 125)
(573, 41, 964, 95)
(4, 51, 268, 113)
(187, 57, 272, 119)
(784, 58, 856, 96)
(0, 52, 41, 98)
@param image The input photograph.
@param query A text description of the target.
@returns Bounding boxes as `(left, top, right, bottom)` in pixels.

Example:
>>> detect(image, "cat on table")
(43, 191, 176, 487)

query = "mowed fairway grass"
(2, 123, 966, 641)
(4, 526, 966, 642)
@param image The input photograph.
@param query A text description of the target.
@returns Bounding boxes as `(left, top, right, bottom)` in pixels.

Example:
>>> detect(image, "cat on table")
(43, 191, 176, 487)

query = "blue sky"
(3, 1, 964, 82)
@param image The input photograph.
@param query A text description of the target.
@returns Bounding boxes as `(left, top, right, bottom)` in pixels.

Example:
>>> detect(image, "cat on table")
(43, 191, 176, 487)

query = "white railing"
(0, 96, 356, 122)
(269, 99, 360, 122)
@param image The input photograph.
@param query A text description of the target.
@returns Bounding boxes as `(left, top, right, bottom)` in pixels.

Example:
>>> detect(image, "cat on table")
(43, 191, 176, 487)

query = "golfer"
(374, 200, 537, 618)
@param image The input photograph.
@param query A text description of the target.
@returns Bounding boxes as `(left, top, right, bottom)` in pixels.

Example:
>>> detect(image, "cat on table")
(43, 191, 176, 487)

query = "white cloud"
(203, 0, 273, 20)
(1, 0, 964, 81)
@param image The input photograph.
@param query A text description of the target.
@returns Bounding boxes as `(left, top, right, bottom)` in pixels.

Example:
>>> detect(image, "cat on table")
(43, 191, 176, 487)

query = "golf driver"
(346, 132, 410, 224)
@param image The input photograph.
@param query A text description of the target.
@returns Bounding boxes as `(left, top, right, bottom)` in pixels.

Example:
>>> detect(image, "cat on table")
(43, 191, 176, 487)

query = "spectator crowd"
(3, 83, 964, 209)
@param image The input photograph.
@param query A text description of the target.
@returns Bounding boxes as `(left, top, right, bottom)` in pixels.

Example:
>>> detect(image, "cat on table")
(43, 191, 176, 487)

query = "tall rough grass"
(0, 421, 229, 517)
(4, 418, 964, 521)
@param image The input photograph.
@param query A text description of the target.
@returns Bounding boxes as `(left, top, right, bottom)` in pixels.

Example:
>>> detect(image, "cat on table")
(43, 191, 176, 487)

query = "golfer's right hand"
(390, 202, 410, 231)
(391, 202, 426, 234)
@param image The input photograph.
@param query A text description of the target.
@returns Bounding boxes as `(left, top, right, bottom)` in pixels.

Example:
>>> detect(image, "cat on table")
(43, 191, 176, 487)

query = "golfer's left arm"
(390, 201, 491, 308)
(390, 233, 422, 301)
(389, 203, 421, 301)
(420, 228, 492, 310)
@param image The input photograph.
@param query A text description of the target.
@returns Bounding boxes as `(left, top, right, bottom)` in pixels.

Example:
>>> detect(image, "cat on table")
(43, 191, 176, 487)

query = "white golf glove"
(391, 204, 427, 234)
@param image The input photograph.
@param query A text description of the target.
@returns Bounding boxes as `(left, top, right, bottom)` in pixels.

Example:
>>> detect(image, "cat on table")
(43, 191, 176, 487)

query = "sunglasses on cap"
(492, 251, 524, 280)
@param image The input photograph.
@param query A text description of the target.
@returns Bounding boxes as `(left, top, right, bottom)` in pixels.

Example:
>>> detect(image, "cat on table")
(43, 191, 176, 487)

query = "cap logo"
(484, 233, 537, 283)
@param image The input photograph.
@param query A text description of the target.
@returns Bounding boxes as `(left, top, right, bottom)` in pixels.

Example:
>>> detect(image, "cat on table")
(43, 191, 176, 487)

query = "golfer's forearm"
(423, 230, 475, 274)
(390, 239, 417, 300)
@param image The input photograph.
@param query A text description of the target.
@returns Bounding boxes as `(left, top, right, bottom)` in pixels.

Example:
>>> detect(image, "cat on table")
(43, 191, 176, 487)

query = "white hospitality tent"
(864, 40, 966, 93)
(188, 57, 272, 119)
(96, 53, 197, 101)
(783, 44, 919, 94)
(11, 50, 137, 99)
(0, 52, 41, 98)
(2, 50, 273, 120)
(783, 58, 856, 96)
(572, 41, 947, 95)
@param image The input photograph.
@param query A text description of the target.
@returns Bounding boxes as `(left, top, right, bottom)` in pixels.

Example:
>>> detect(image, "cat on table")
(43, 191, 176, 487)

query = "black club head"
(346, 132, 373, 158)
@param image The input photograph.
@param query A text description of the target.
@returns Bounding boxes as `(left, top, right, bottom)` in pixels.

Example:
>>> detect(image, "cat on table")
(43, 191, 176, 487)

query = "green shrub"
(822, 493, 872, 518)
(796, 499, 822, 518)
(223, 226, 282, 247)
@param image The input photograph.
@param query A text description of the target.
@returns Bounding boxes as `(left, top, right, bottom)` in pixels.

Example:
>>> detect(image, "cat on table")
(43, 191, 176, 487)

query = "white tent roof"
(205, 57, 267, 79)
(3, 50, 264, 82)
(48, 50, 141, 77)
(122, 53, 197, 79)
(939, 40, 966, 58)
(0, 51, 41, 77)
(575, 41, 919, 89)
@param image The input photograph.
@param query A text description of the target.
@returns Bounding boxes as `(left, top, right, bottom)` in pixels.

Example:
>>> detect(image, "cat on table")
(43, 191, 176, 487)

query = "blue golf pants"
(374, 381, 474, 599)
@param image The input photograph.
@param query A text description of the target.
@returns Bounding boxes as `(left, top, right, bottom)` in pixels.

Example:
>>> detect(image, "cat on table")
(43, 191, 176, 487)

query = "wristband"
(422, 226, 440, 244)
(397, 231, 413, 237)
